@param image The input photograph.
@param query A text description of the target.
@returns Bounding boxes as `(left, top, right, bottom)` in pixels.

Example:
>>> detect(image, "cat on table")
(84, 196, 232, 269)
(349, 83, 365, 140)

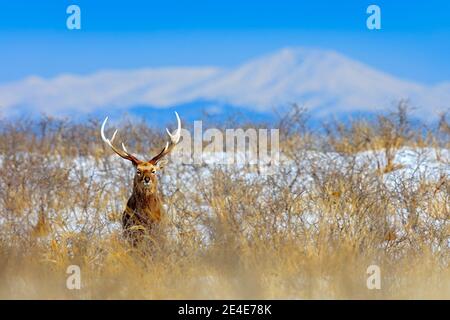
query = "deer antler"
(150, 112, 181, 164)
(100, 117, 141, 165)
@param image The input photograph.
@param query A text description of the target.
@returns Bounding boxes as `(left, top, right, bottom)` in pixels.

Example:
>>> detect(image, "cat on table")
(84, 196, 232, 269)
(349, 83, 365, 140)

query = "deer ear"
(156, 158, 168, 170)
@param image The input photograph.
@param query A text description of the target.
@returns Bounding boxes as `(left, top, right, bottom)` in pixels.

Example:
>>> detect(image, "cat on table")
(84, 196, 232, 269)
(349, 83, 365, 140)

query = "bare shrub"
(0, 105, 448, 299)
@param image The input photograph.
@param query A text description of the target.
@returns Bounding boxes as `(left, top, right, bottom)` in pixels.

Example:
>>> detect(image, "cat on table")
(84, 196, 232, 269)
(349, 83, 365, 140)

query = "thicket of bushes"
(0, 105, 448, 299)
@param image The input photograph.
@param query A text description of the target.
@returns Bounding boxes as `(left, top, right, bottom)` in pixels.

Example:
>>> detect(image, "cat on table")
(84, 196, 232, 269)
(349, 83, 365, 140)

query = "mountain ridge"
(0, 47, 448, 121)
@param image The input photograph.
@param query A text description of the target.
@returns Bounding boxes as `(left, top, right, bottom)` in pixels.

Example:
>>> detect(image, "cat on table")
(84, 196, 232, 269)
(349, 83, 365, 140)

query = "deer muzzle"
(143, 176, 152, 188)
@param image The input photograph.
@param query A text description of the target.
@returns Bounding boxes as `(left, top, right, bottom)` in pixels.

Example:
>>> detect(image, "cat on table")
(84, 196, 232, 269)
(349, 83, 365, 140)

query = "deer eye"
(136, 170, 141, 176)
(151, 170, 156, 174)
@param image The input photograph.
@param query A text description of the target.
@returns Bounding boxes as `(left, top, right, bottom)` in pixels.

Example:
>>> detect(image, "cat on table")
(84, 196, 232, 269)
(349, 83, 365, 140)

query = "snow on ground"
(0, 147, 448, 242)
(62, 147, 449, 189)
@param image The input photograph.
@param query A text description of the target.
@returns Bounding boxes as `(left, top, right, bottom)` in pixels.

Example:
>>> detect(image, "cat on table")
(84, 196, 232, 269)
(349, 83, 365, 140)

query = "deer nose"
(144, 176, 151, 183)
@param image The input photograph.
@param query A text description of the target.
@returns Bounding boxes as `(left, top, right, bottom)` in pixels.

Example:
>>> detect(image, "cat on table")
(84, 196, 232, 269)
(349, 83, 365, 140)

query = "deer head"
(100, 112, 181, 194)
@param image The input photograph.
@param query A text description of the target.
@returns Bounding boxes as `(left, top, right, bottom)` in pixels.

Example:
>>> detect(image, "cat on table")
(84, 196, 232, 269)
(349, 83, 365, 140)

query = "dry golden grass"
(0, 105, 448, 299)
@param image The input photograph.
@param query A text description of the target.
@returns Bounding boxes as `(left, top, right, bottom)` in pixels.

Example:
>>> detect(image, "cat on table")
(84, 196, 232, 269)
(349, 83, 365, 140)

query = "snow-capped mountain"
(0, 47, 449, 120)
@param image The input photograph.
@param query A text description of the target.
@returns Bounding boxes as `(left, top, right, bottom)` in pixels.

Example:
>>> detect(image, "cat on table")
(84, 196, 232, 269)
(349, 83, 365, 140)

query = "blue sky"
(0, 0, 449, 84)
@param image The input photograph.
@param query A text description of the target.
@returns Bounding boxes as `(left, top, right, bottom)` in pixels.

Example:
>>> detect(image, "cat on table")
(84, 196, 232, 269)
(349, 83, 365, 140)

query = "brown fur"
(101, 113, 180, 246)
(122, 161, 166, 246)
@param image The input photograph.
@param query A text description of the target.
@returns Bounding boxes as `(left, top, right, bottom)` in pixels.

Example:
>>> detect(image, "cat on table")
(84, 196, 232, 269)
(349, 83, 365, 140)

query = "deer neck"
(127, 185, 162, 223)
(131, 183, 160, 208)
